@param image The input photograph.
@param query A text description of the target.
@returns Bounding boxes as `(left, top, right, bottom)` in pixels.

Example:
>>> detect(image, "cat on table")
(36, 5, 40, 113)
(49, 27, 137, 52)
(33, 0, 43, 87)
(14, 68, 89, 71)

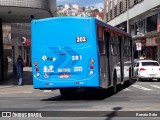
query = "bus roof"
(32, 16, 132, 38)
(31, 16, 92, 23)
(95, 19, 132, 38)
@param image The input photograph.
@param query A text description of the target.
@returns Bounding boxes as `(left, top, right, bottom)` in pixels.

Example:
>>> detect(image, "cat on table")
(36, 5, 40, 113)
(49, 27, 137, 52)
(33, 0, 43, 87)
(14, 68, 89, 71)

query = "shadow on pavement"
(41, 79, 136, 101)
(137, 79, 160, 82)
(105, 107, 123, 119)
(41, 89, 114, 101)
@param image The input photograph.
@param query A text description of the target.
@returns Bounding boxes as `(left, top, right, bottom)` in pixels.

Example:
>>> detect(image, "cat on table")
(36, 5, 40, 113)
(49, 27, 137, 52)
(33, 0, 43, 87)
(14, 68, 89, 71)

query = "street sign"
(136, 43, 141, 50)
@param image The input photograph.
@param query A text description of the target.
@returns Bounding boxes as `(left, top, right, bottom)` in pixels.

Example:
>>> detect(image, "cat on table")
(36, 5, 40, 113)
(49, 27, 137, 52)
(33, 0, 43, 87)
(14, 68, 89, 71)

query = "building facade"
(11, 23, 31, 67)
(104, 0, 160, 62)
(0, 0, 56, 81)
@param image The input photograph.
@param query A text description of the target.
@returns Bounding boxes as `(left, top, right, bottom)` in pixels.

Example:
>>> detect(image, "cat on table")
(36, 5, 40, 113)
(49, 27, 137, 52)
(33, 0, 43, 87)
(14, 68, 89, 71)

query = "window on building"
(110, 0, 113, 9)
(147, 14, 158, 32)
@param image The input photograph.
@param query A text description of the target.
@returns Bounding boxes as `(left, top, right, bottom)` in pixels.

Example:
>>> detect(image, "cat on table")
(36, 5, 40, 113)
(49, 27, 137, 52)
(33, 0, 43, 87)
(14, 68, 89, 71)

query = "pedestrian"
(16, 58, 23, 86)
(4, 56, 8, 80)
(13, 63, 17, 75)
(18, 55, 24, 75)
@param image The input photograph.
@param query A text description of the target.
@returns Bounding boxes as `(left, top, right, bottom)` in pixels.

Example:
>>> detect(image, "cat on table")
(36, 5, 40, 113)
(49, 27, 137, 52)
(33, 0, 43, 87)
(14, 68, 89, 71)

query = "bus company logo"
(42, 55, 56, 61)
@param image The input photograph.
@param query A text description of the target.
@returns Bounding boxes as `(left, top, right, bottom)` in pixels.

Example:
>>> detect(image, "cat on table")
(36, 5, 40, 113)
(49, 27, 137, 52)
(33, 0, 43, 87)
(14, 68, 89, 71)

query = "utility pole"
(127, 0, 129, 33)
(104, 0, 107, 22)
(151, 7, 160, 63)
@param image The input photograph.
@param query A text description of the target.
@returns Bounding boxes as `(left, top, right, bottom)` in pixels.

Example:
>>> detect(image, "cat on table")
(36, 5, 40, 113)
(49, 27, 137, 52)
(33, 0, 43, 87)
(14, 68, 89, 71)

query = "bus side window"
(98, 40, 105, 54)
(97, 25, 105, 55)
(98, 30, 105, 55)
(123, 37, 131, 56)
(110, 36, 119, 55)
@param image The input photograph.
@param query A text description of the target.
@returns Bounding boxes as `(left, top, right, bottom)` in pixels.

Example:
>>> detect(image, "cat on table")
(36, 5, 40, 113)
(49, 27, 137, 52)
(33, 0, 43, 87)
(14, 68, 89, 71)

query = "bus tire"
(125, 68, 131, 86)
(129, 67, 132, 80)
(112, 71, 117, 94)
(60, 88, 76, 98)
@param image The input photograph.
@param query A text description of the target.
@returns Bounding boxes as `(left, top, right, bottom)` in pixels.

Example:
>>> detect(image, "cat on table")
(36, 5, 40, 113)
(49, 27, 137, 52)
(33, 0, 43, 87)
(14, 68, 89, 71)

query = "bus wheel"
(129, 67, 132, 80)
(60, 88, 77, 98)
(112, 71, 117, 94)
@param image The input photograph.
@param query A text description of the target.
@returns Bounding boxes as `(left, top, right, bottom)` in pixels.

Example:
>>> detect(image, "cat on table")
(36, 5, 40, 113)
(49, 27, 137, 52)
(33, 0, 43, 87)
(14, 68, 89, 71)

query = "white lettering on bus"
(72, 55, 82, 61)
(76, 36, 87, 43)
(57, 68, 70, 73)
(74, 67, 83, 72)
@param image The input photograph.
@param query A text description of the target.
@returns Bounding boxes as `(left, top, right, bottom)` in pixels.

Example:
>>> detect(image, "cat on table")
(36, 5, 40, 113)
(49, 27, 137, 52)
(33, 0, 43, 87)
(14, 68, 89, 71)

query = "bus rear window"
(98, 41, 105, 54)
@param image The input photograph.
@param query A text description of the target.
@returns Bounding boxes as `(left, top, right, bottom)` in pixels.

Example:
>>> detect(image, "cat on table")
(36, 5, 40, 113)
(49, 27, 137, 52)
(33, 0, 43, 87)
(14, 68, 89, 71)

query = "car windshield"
(142, 62, 159, 66)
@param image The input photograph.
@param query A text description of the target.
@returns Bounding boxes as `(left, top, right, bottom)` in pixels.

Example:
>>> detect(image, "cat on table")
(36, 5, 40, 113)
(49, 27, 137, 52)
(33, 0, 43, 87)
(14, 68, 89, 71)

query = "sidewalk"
(0, 67, 34, 94)
(1, 67, 33, 85)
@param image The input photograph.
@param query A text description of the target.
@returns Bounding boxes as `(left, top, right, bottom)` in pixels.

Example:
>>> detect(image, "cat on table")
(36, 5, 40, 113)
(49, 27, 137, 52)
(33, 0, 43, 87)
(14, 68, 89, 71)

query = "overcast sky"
(57, 0, 103, 8)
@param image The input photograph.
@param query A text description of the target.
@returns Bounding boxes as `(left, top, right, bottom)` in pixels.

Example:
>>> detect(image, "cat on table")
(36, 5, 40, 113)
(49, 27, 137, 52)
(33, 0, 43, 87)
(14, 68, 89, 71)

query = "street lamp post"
(127, 0, 129, 33)
(151, 7, 160, 63)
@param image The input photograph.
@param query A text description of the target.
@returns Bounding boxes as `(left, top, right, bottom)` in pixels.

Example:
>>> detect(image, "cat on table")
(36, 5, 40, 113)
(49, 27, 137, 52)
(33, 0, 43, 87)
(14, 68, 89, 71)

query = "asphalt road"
(0, 80, 160, 120)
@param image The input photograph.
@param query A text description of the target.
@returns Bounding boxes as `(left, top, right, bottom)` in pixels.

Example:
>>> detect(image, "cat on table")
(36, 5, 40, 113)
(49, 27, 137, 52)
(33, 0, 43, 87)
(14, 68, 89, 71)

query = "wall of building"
(0, 19, 4, 80)
(104, 0, 160, 62)
(106, 0, 160, 26)
(0, 0, 56, 81)
(11, 23, 30, 63)
(0, 0, 50, 10)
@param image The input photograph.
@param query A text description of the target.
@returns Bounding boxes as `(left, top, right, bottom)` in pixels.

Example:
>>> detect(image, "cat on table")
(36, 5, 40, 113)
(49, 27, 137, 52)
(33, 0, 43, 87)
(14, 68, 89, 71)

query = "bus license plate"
(59, 74, 70, 78)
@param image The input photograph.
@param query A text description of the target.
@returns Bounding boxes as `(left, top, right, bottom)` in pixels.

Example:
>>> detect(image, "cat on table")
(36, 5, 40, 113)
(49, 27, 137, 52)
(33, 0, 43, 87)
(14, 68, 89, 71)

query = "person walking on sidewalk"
(18, 55, 24, 75)
(16, 57, 23, 86)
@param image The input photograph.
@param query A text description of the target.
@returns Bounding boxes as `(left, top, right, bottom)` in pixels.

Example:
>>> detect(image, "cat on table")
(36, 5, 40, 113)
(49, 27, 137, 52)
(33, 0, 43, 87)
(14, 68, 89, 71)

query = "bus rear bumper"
(33, 78, 100, 89)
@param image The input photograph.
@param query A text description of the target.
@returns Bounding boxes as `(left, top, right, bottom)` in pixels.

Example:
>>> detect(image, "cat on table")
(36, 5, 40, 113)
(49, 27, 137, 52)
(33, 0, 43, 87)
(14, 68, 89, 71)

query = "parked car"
(133, 59, 160, 81)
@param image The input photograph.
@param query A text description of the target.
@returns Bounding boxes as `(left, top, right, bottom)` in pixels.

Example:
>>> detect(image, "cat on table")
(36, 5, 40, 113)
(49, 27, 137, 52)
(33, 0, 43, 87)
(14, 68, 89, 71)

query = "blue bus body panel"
(31, 17, 100, 89)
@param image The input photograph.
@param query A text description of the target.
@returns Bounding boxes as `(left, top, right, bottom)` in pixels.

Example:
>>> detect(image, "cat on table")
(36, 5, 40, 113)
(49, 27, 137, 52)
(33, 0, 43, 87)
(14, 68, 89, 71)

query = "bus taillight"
(36, 72, 40, 77)
(34, 61, 38, 66)
(90, 59, 94, 64)
(90, 65, 94, 69)
(36, 67, 39, 71)
(89, 71, 94, 75)
(89, 58, 95, 75)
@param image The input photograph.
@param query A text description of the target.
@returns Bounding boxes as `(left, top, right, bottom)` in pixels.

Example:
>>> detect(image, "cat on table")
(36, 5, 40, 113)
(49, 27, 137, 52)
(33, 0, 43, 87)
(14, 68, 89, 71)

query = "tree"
(57, 13, 67, 17)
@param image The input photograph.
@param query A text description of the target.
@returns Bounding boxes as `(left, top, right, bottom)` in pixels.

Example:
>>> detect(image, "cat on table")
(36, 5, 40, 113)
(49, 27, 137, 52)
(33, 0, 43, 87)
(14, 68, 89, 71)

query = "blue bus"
(31, 17, 133, 96)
